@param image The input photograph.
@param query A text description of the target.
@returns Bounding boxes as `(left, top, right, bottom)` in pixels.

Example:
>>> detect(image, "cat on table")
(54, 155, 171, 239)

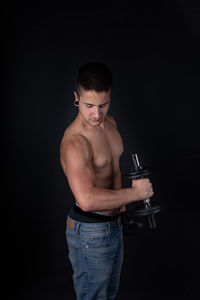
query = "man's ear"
(74, 90, 80, 101)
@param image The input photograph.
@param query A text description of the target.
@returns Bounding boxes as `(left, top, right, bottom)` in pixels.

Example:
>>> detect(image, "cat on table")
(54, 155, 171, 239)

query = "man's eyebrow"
(99, 101, 110, 105)
(83, 101, 110, 106)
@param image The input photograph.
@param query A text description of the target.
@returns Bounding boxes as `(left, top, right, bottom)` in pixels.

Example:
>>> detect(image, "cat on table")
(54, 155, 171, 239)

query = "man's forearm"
(80, 186, 138, 212)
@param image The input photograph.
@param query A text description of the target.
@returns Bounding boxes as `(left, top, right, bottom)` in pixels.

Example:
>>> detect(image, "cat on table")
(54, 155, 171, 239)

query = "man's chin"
(89, 120, 102, 126)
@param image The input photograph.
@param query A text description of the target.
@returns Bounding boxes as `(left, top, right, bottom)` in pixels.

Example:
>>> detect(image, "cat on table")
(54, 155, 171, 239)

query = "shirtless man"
(60, 62, 153, 300)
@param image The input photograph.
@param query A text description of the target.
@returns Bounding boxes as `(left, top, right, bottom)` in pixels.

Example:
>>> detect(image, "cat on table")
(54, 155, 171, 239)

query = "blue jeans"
(66, 216, 124, 300)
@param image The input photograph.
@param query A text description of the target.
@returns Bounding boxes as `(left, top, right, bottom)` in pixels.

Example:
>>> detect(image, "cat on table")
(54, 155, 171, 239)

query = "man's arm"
(60, 135, 153, 212)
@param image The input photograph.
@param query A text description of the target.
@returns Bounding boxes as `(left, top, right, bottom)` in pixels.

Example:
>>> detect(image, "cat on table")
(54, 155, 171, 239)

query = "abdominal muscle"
(75, 202, 119, 216)
(85, 164, 120, 216)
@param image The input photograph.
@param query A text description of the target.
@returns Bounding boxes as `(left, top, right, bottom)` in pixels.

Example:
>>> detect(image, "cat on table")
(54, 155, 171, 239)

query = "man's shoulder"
(106, 115, 117, 127)
(62, 131, 90, 149)
(60, 129, 91, 157)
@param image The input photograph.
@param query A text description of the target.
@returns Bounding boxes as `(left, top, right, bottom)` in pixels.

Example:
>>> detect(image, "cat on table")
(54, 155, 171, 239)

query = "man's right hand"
(132, 178, 154, 201)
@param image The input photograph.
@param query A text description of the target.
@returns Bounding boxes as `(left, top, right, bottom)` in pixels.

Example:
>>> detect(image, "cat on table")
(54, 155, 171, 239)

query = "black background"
(3, 1, 200, 299)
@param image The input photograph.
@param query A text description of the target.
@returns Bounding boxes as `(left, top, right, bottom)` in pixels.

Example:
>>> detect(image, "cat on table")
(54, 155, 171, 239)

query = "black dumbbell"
(125, 153, 162, 229)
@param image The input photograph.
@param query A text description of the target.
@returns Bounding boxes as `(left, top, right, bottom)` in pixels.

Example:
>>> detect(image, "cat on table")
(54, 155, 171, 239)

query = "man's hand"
(132, 178, 154, 201)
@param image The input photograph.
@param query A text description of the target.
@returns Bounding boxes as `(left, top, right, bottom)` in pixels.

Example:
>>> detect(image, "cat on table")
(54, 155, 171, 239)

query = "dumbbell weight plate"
(126, 167, 151, 179)
(133, 203, 161, 217)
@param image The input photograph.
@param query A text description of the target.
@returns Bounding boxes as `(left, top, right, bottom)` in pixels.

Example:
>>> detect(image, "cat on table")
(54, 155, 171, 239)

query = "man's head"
(75, 61, 112, 95)
(74, 62, 112, 128)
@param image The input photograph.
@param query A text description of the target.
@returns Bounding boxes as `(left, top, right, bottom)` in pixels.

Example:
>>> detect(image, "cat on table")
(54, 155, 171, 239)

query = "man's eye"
(86, 104, 93, 108)
(99, 104, 106, 108)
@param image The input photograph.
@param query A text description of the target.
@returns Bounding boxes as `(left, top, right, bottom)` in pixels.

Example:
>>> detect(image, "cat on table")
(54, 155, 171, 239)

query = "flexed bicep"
(60, 135, 95, 210)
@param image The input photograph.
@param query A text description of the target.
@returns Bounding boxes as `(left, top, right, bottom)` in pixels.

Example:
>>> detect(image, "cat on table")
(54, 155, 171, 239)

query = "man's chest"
(86, 129, 123, 169)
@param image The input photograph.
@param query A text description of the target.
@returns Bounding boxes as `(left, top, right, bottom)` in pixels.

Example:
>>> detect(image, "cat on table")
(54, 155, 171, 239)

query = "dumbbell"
(125, 153, 162, 229)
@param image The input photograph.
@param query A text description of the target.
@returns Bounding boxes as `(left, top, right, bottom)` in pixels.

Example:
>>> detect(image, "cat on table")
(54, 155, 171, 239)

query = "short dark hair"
(76, 62, 112, 94)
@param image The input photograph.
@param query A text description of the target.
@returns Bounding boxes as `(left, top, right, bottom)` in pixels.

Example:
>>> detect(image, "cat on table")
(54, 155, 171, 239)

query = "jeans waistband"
(67, 216, 121, 233)
(69, 204, 120, 223)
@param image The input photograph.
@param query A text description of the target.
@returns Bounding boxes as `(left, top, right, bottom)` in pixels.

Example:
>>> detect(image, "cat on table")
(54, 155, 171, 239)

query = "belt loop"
(77, 222, 81, 233)
(74, 222, 77, 232)
(74, 221, 81, 233)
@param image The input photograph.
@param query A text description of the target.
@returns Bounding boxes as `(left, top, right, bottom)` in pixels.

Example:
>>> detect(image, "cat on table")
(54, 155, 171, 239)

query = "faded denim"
(66, 216, 124, 300)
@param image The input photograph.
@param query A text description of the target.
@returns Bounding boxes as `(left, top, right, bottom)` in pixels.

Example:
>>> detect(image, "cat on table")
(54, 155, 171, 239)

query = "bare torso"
(60, 115, 124, 215)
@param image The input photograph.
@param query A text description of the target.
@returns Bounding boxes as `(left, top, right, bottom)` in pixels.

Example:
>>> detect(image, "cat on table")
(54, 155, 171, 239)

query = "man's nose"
(93, 107, 100, 118)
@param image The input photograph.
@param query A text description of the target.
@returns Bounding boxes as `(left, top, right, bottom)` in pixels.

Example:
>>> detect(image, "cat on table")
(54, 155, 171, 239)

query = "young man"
(60, 62, 153, 300)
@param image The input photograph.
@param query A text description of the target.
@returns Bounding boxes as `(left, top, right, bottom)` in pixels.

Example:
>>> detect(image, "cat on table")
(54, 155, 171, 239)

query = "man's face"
(74, 88, 111, 128)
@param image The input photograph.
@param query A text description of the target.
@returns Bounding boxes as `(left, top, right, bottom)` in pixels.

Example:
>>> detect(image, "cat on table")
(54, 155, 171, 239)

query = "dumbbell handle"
(131, 154, 151, 206)
(131, 154, 140, 171)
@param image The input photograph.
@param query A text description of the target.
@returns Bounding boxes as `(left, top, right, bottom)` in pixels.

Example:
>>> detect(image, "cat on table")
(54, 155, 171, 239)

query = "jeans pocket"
(83, 231, 109, 248)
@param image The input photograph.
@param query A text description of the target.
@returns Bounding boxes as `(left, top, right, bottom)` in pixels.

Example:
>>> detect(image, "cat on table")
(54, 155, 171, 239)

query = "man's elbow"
(76, 193, 94, 212)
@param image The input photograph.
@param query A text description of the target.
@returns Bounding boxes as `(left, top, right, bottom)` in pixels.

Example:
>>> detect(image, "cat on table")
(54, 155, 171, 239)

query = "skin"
(60, 87, 154, 215)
